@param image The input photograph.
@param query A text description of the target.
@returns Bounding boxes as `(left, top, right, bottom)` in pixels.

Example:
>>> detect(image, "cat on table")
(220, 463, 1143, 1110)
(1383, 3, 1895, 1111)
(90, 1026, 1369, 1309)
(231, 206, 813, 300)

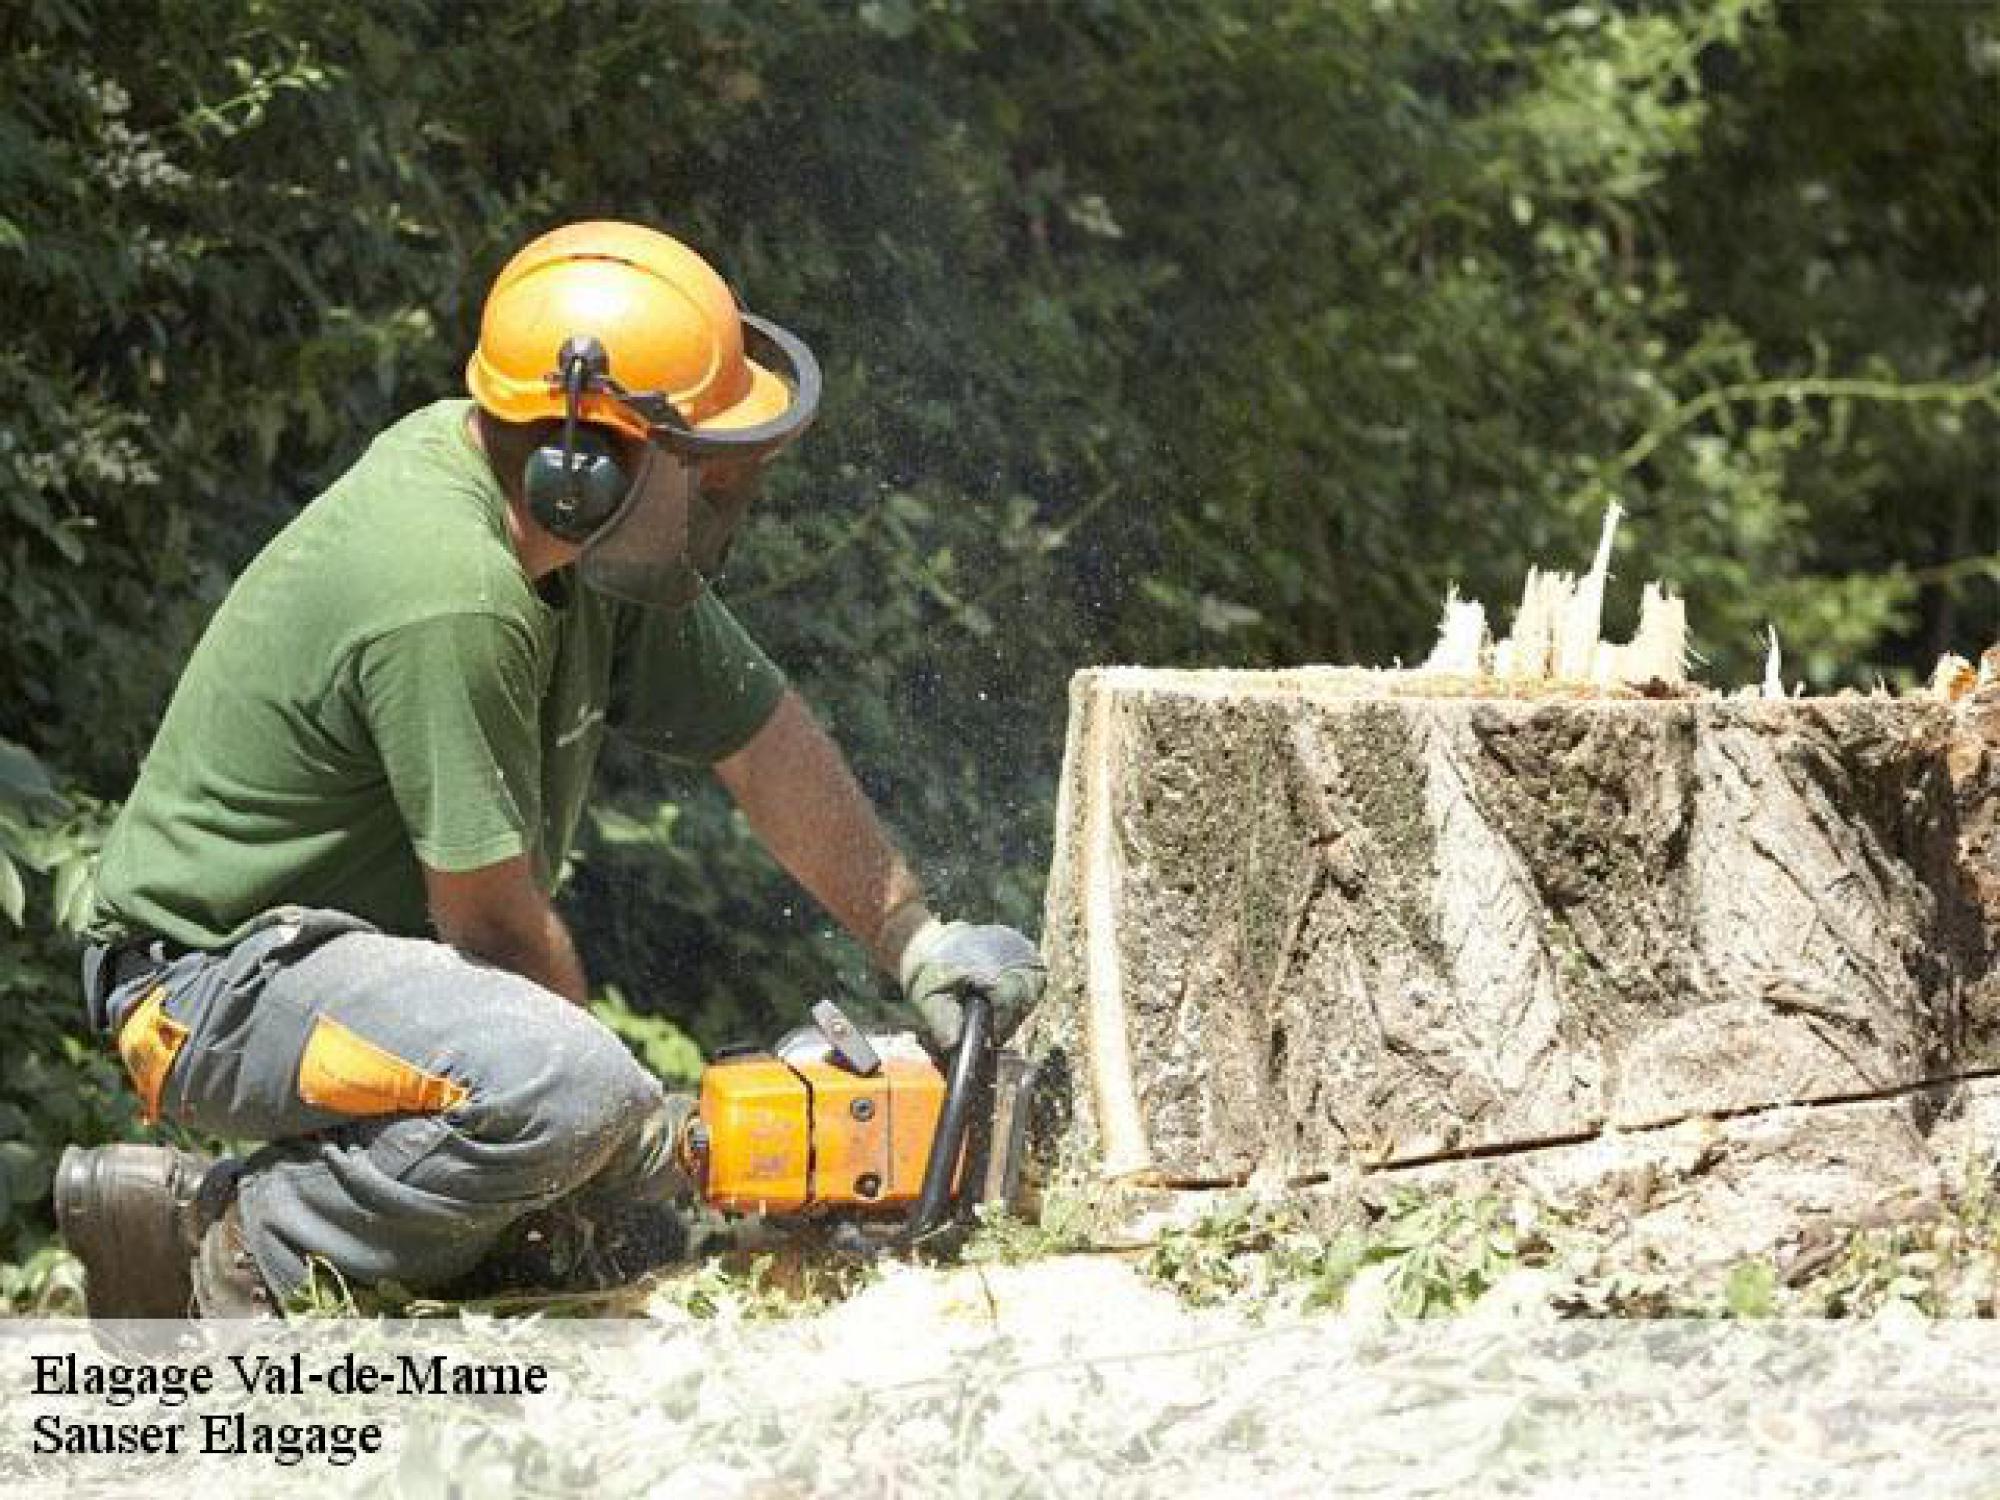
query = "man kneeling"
(59, 221, 1042, 1317)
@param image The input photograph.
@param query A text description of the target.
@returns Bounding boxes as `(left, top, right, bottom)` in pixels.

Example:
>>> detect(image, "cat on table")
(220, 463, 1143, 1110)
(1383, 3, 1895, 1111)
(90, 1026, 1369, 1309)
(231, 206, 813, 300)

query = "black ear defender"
(523, 336, 632, 543)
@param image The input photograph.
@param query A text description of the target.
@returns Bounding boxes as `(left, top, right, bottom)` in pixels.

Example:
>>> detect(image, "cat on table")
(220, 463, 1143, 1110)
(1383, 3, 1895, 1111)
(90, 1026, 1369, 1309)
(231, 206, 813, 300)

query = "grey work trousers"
(96, 907, 682, 1299)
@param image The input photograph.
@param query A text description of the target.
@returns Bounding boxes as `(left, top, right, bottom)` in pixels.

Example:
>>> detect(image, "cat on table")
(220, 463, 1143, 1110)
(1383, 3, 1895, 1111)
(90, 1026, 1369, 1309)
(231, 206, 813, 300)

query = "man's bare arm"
(714, 689, 932, 972)
(422, 854, 589, 1004)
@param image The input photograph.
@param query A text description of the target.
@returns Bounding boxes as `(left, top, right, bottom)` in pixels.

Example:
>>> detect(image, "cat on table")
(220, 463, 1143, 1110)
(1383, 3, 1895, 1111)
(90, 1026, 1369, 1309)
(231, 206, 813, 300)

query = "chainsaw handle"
(901, 988, 994, 1246)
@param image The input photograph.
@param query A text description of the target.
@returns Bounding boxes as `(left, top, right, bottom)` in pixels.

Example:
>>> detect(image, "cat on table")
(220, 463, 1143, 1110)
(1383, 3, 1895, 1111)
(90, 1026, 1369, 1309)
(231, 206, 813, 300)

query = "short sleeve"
(608, 591, 788, 765)
(355, 614, 543, 871)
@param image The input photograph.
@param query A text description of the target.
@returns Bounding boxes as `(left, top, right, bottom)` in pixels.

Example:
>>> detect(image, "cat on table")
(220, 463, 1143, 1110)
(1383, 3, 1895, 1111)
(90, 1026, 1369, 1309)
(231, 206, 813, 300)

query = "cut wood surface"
(1031, 668, 2000, 1192)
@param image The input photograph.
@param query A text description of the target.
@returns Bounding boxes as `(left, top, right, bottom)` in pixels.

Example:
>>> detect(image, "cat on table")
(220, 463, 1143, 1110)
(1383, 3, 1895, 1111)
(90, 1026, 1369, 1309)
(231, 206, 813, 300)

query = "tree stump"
(1029, 667, 2000, 1207)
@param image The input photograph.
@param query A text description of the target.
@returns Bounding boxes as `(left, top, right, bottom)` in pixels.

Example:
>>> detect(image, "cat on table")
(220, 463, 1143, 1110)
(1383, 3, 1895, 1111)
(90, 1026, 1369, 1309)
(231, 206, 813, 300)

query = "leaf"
(1724, 1260, 1777, 1318)
(589, 803, 680, 850)
(858, 0, 917, 41)
(1196, 594, 1263, 636)
(52, 855, 94, 934)
(0, 740, 56, 808)
(0, 854, 23, 926)
(0, 1141, 50, 1206)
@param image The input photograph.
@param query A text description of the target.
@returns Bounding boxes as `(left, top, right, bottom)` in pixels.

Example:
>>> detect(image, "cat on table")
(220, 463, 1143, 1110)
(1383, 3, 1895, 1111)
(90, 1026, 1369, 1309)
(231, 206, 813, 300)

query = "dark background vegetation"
(1, 0, 1993, 1287)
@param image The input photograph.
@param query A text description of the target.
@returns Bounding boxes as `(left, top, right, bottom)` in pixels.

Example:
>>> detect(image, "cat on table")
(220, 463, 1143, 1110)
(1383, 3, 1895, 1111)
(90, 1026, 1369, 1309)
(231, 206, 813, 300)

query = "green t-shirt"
(92, 399, 787, 949)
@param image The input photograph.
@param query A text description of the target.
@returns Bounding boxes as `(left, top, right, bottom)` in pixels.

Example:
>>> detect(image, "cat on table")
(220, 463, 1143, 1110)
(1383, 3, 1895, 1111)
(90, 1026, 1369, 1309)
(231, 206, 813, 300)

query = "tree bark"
(1030, 668, 2000, 1189)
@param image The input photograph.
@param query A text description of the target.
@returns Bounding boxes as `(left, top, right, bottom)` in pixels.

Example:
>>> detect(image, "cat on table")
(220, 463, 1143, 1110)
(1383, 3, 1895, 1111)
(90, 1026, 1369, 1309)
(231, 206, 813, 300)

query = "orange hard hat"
(466, 220, 815, 452)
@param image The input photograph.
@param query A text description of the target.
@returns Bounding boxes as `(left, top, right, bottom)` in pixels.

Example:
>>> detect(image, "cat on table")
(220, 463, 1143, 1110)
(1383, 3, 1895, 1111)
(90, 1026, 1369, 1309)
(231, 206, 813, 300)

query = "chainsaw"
(673, 990, 1039, 1253)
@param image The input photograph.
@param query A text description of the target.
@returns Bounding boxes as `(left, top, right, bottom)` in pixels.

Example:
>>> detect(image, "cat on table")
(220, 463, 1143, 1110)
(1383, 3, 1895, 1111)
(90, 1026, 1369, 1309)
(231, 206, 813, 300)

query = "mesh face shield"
(576, 448, 761, 610)
(569, 313, 818, 610)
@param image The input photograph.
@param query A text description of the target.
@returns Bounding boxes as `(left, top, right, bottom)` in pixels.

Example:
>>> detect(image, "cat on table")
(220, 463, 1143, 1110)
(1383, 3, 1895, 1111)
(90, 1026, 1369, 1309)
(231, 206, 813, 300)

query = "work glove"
(899, 918, 1046, 1052)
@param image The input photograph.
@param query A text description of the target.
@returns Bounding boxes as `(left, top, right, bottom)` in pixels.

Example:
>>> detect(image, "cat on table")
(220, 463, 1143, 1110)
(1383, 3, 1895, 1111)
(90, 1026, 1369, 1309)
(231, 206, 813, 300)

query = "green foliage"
(640, 1251, 877, 1323)
(1786, 1175, 2000, 1319)
(961, 1196, 1095, 1267)
(0, 944, 135, 1271)
(0, 0, 1991, 1280)
(590, 985, 706, 1090)
(1142, 1192, 1537, 1317)
(1141, 1199, 1296, 1308)
(1141, 1184, 2000, 1320)
(1720, 1259, 1777, 1319)
(1365, 1192, 1536, 1317)
(0, 740, 129, 1276)
(0, 737, 98, 930)
(570, 777, 893, 1050)
(0, 1240, 87, 1316)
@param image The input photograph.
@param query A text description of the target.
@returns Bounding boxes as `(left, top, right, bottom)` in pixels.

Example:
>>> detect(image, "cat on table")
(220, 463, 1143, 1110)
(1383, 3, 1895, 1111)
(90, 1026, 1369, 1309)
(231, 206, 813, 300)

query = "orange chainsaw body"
(694, 1036, 950, 1215)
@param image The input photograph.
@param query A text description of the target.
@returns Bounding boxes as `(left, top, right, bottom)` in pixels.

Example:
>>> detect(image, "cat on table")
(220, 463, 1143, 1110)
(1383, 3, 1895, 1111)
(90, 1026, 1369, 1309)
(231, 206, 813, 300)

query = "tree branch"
(1610, 370, 2000, 479)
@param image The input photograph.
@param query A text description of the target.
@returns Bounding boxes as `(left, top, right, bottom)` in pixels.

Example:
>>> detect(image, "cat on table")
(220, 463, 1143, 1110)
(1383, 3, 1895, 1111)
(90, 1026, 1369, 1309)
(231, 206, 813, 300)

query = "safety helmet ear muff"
(522, 336, 632, 543)
(468, 221, 823, 607)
